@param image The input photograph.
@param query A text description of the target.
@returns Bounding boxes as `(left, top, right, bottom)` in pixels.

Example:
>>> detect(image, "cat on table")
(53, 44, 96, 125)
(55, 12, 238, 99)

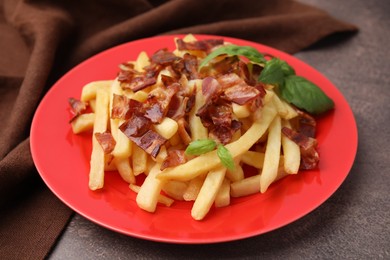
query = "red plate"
(30, 35, 358, 243)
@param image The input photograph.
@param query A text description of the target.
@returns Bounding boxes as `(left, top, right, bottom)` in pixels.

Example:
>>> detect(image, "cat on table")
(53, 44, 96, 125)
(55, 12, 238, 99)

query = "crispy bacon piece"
(128, 77, 157, 92)
(223, 83, 261, 105)
(68, 97, 87, 115)
(176, 38, 224, 53)
(151, 48, 180, 65)
(177, 118, 192, 145)
(209, 120, 242, 145)
(167, 95, 189, 120)
(94, 132, 116, 154)
(201, 76, 221, 103)
(119, 115, 151, 137)
(111, 95, 144, 120)
(68, 97, 88, 122)
(183, 53, 199, 79)
(296, 109, 317, 138)
(119, 115, 166, 158)
(131, 130, 167, 158)
(282, 127, 319, 170)
(144, 83, 180, 123)
(118, 63, 157, 92)
(161, 150, 187, 170)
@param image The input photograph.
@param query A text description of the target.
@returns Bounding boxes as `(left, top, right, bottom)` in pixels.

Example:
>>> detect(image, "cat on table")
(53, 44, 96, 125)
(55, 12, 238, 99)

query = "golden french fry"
(130, 184, 174, 207)
(281, 119, 300, 174)
(260, 116, 282, 193)
(282, 101, 298, 119)
(189, 80, 208, 140)
(157, 103, 277, 182)
(225, 158, 244, 182)
(272, 94, 289, 118)
(241, 151, 265, 169)
(89, 88, 110, 190)
(132, 144, 148, 176)
(89, 99, 96, 112)
(191, 167, 226, 220)
(183, 175, 205, 201)
(70, 113, 95, 134)
(136, 163, 165, 212)
(154, 117, 179, 140)
(113, 157, 135, 184)
(232, 103, 251, 118)
(162, 180, 188, 200)
(81, 80, 113, 102)
(231, 166, 288, 198)
(215, 178, 230, 208)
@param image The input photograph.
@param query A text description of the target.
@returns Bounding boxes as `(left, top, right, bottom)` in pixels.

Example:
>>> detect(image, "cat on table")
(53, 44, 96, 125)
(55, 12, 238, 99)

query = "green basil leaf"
(185, 139, 216, 155)
(199, 44, 266, 70)
(217, 144, 235, 171)
(281, 75, 335, 114)
(258, 58, 295, 86)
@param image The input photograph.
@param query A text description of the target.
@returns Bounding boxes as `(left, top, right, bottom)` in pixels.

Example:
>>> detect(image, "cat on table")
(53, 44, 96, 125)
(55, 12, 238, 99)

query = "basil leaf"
(281, 75, 335, 114)
(185, 139, 216, 155)
(199, 44, 266, 70)
(217, 144, 235, 171)
(258, 58, 295, 86)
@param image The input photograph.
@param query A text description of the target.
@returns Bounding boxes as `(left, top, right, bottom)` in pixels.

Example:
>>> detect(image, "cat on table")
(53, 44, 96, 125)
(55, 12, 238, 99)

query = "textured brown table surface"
(48, 0, 389, 258)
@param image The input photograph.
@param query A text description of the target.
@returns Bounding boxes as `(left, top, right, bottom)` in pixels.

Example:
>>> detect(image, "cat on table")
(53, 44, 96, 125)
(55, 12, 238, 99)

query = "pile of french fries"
(69, 35, 302, 220)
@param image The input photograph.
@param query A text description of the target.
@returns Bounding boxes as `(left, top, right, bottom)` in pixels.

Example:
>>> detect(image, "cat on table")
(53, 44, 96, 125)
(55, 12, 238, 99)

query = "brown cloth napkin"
(0, 0, 357, 259)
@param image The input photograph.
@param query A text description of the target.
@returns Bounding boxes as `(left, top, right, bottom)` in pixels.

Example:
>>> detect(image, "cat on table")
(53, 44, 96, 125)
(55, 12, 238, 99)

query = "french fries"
(68, 35, 317, 221)
(89, 88, 110, 190)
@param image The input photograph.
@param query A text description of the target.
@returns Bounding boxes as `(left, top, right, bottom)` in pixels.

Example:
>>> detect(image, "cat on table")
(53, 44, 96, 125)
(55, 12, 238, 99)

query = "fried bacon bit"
(296, 109, 317, 138)
(201, 76, 221, 103)
(177, 118, 192, 145)
(94, 132, 116, 154)
(282, 127, 319, 170)
(161, 150, 187, 170)
(167, 95, 189, 120)
(151, 48, 180, 65)
(176, 38, 224, 53)
(129, 77, 157, 92)
(68, 97, 88, 122)
(119, 115, 166, 158)
(117, 64, 157, 92)
(68, 97, 87, 114)
(223, 83, 261, 105)
(183, 53, 199, 79)
(131, 130, 167, 158)
(119, 115, 151, 137)
(161, 74, 177, 87)
(144, 83, 180, 123)
(111, 95, 144, 120)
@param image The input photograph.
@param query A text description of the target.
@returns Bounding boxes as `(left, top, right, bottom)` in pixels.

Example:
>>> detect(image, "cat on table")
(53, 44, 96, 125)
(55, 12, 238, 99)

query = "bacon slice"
(68, 97, 88, 122)
(94, 132, 116, 154)
(177, 118, 192, 145)
(151, 48, 180, 65)
(131, 130, 167, 158)
(296, 109, 317, 138)
(161, 150, 187, 170)
(119, 115, 151, 137)
(282, 127, 319, 170)
(144, 83, 180, 123)
(222, 83, 261, 105)
(119, 115, 166, 158)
